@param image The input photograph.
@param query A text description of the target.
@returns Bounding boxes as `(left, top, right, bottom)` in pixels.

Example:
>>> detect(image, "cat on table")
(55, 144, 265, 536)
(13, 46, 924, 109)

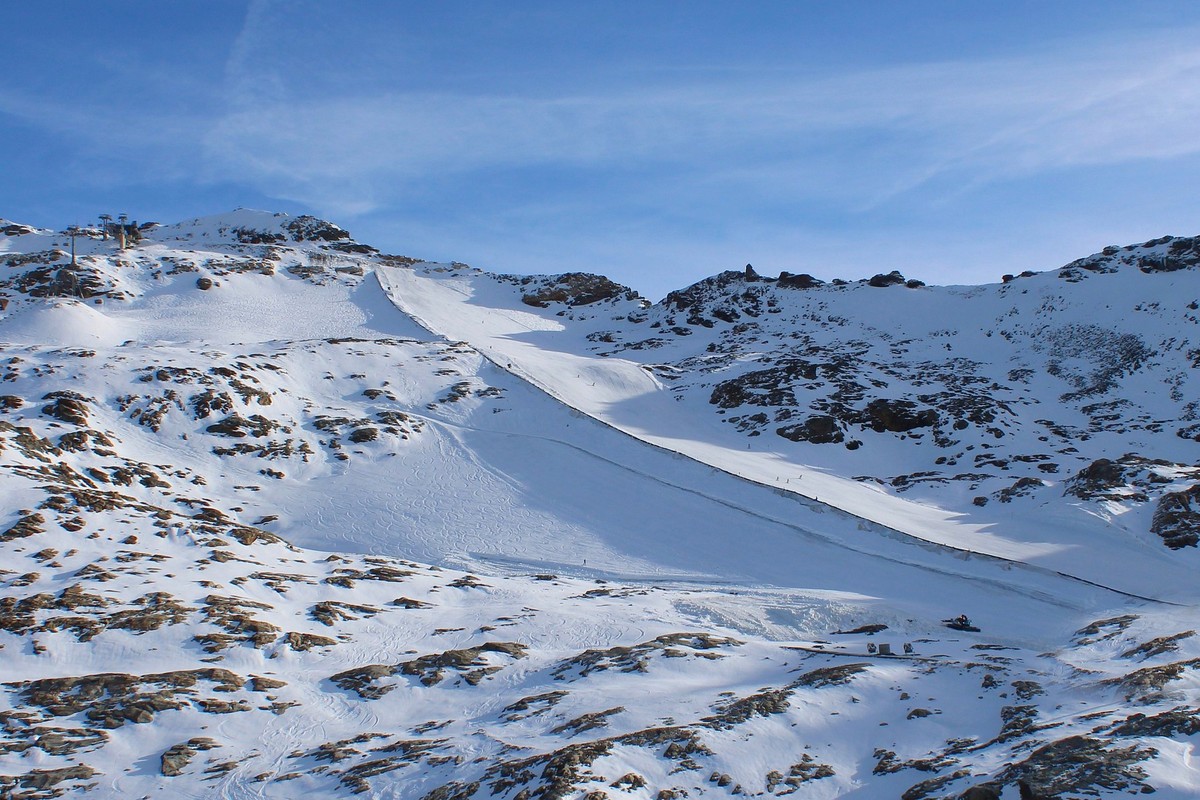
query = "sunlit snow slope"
(378, 257, 1200, 603)
(0, 211, 1198, 800)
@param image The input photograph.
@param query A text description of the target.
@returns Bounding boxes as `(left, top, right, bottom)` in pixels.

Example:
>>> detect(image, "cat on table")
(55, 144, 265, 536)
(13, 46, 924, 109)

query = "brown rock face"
(1151, 484, 1200, 549)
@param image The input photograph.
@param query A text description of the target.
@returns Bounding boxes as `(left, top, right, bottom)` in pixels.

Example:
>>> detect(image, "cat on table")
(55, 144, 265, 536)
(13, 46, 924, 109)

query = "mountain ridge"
(0, 210, 1198, 799)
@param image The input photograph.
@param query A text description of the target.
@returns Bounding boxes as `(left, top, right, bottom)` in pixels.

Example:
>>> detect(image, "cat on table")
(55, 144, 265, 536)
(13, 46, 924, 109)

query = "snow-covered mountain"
(0, 210, 1198, 799)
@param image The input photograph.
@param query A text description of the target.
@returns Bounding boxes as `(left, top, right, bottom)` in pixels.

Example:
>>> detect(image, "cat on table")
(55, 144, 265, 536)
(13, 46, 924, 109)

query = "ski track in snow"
(424, 415, 1116, 612)
(263, 383, 1128, 645)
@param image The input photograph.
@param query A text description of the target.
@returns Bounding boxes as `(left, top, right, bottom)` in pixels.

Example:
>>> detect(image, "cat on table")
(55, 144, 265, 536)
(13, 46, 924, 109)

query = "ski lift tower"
(66, 225, 81, 267)
(116, 214, 128, 249)
(98, 214, 112, 241)
(56, 226, 84, 298)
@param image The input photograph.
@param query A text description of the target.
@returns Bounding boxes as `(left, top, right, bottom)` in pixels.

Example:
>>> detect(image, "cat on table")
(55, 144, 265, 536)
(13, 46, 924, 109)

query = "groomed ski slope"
(0, 220, 1153, 641)
(377, 264, 1194, 603)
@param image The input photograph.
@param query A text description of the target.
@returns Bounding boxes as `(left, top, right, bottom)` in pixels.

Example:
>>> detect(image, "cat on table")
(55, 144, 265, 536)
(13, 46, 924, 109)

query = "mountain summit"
(0, 213, 1198, 799)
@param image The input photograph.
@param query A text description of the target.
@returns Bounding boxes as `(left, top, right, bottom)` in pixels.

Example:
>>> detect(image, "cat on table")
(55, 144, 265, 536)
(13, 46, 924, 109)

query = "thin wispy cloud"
(861, 47, 1200, 206)
(196, 27, 1200, 218)
(6, 18, 1198, 213)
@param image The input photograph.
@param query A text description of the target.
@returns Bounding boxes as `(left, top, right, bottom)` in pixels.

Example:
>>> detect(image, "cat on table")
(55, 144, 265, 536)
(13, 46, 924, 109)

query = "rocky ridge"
(511, 238, 1200, 551)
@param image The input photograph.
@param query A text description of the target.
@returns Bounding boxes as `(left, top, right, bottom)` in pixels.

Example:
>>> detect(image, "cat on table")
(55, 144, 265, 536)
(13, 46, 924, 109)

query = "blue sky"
(4, 2, 1200, 300)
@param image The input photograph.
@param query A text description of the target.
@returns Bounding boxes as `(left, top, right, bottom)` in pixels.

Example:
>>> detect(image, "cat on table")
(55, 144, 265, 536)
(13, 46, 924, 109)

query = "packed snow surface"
(378, 263, 1198, 602)
(0, 210, 1197, 799)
